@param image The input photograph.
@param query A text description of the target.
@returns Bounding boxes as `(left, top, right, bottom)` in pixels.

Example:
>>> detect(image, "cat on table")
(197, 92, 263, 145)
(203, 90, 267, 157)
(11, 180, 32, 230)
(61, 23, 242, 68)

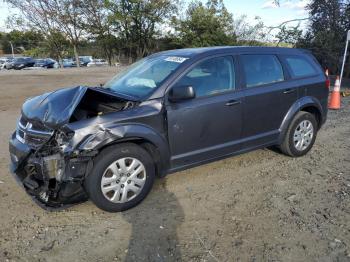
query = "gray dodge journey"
(9, 47, 329, 212)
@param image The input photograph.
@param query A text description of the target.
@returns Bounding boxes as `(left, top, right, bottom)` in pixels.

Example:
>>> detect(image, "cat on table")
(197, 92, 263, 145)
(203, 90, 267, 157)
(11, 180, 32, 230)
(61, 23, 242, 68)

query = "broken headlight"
(55, 131, 75, 153)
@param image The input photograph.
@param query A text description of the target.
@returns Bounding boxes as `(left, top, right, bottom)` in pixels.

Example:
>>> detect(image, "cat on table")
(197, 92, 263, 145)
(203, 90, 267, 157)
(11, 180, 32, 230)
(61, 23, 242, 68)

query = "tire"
(84, 143, 155, 212)
(280, 111, 318, 157)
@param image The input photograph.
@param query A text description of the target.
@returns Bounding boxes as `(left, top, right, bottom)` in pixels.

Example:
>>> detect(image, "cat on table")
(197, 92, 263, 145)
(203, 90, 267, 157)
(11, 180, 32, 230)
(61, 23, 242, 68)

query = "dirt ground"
(0, 67, 349, 262)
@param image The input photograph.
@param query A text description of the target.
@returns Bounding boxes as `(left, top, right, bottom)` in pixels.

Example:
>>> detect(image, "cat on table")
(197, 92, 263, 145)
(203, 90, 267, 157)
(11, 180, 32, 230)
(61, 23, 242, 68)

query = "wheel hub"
(293, 120, 314, 151)
(120, 176, 127, 183)
(100, 157, 146, 203)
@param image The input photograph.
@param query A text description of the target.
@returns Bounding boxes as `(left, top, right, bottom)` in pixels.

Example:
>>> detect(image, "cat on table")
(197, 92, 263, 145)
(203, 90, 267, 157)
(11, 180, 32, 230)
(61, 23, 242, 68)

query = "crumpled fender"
(278, 96, 325, 143)
(73, 123, 171, 172)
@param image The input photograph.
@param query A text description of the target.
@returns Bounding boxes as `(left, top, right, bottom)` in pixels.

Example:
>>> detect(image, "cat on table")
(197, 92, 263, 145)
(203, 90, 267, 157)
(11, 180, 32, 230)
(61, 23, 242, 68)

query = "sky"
(227, 0, 309, 27)
(0, 0, 310, 32)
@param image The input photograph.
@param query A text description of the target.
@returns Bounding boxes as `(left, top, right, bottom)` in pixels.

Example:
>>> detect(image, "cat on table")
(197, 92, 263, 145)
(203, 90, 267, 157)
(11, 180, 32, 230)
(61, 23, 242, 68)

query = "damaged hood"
(21, 86, 136, 129)
(22, 86, 88, 129)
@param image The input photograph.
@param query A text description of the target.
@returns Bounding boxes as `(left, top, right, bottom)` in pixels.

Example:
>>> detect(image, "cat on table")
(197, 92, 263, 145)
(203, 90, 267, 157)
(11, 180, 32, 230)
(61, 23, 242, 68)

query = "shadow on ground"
(122, 179, 184, 261)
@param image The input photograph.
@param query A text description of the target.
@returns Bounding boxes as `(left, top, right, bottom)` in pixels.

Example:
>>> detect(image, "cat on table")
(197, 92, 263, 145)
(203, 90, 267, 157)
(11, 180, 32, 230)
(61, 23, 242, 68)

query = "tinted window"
(285, 56, 317, 78)
(241, 55, 284, 88)
(177, 56, 235, 97)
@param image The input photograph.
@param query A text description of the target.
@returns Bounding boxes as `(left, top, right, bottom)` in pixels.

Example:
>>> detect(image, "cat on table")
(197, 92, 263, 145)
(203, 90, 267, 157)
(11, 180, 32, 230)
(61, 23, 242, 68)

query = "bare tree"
(233, 15, 267, 43)
(6, 0, 66, 66)
(48, 0, 84, 67)
(6, 0, 84, 67)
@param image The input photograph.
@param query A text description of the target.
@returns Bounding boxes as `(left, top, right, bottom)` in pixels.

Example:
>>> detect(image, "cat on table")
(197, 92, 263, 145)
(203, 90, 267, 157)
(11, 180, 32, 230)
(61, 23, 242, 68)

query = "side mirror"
(168, 85, 195, 102)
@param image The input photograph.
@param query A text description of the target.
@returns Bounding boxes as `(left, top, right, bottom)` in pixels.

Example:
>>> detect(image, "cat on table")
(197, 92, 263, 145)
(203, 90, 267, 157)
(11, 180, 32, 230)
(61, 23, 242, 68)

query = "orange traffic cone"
(328, 76, 341, 110)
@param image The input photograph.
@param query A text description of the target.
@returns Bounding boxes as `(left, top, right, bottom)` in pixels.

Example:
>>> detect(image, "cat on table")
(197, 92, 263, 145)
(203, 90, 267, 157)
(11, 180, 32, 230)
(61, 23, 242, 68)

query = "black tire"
(280, 111, 318, 157)
(84, 143, 155, 212)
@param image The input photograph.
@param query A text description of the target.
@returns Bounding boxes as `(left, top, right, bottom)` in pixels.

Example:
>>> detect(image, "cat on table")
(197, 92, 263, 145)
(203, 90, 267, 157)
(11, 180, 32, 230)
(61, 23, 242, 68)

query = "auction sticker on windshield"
(164, 56, 189, 63)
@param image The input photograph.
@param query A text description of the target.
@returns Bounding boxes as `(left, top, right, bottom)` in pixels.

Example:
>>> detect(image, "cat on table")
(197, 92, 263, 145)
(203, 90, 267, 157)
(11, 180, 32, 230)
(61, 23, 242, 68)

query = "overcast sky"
(0, 0, 310, 32)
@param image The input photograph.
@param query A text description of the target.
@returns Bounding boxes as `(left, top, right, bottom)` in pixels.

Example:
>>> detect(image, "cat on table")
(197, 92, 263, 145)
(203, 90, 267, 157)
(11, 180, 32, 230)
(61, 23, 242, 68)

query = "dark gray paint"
(8, 46, 329, 208)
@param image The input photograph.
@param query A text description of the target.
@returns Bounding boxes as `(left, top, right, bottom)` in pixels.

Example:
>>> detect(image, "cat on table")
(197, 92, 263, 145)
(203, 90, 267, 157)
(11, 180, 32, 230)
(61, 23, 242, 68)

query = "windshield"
(104, 55, 188, 99)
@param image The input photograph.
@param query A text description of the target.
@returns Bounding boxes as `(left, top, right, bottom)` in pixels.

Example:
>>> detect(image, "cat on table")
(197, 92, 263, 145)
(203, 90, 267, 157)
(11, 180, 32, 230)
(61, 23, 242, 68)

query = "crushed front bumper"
(9, 132, 89, 210)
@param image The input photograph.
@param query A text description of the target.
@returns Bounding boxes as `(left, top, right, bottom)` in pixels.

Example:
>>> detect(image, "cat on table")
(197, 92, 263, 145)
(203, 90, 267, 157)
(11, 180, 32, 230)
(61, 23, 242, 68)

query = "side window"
(285, 56, 318, 78)
(176, 56, 235, 97)
(241, 55, 284, 88)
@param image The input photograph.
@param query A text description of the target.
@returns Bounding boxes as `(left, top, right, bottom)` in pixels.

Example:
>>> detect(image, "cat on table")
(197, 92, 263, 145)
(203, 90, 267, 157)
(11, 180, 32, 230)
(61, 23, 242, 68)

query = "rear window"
(241, 55, 284, 88)
(285, 56, 318, 78)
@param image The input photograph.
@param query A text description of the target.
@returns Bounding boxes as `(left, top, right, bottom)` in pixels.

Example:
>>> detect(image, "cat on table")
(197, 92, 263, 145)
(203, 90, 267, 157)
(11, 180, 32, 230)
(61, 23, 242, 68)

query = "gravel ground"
(0, 68, 349, 262)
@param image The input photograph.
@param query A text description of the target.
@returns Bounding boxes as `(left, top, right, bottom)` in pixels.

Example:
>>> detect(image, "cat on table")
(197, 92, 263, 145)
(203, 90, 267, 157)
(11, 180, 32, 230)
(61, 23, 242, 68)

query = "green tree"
(297, 0, 349, 73)
(173, 0, 236, 47)
(107, 0, 179, 62)
(275, 24, 302, 47)
(0, 30, 44, 54)
(81, 0, 117, 65)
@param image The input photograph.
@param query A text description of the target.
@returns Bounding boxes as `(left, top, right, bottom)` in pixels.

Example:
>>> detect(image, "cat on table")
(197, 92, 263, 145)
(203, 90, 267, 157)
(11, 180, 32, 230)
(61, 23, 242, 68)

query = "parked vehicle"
(0, 57, 14, 69)
(9, 47, 329, 212)
(62, 58, 75, 68)
(34, 58, 57, 69)
(4, 57, 35, 70)
(87, 59, 108, 67)
(79, 56, 93, 67)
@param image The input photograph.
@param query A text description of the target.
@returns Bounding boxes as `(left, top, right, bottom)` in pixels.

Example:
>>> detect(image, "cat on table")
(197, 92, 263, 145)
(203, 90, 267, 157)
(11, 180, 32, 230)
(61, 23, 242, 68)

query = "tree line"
(1, 0, 350, 74)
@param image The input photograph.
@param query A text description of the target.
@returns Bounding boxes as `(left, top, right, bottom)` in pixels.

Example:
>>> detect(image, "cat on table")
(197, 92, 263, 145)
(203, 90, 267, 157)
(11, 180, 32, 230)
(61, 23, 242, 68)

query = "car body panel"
(166, 89, 244, 168)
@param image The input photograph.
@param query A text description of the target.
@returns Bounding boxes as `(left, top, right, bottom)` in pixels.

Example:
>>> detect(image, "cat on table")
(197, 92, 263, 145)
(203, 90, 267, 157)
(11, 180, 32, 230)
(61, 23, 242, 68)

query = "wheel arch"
(300, 105, 322, 129)
(78, 124, 170, 177)
(99, 138, 165, 177)
(278, 97, 324, 144)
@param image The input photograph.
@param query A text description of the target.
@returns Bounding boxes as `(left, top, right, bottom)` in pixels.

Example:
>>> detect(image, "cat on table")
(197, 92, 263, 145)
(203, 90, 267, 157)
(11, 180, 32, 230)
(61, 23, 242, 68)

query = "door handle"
(225, 100, 241, 106)
(283, 88, 296, 94)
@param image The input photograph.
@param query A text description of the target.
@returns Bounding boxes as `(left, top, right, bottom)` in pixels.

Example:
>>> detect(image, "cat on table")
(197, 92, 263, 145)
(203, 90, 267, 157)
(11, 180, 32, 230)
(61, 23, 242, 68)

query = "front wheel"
(280, 111, 318, 157)
(84, 143, 155, 212)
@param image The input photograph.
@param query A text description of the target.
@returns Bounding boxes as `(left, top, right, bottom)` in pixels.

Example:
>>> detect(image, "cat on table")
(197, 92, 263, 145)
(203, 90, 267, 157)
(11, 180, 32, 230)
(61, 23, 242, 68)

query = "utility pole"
(9, 41, 14, 58)
(340, 30, 350, 88)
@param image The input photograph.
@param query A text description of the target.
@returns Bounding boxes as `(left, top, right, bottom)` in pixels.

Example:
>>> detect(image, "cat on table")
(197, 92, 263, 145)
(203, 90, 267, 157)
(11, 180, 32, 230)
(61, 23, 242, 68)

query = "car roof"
(152, 46, 309, 59)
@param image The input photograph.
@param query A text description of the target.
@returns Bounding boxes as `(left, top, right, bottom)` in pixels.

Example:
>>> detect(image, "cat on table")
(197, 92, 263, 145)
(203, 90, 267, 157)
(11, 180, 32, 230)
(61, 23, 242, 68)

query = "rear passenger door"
(239, 54, 298, 148)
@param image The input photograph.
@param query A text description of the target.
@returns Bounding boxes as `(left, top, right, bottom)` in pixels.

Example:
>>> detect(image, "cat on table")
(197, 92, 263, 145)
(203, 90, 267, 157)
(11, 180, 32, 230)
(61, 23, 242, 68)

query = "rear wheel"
(280, 111, 318, 157)
(84, 143, 155, 212)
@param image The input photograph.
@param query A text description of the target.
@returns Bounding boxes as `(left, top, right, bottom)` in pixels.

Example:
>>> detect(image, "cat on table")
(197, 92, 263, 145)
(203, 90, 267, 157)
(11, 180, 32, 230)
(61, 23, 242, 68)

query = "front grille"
(16, 116, 53, 149)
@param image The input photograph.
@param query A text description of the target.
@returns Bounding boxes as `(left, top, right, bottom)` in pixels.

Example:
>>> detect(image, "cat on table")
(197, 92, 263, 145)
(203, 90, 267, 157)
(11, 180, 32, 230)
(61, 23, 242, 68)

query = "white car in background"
(87, 59, 108, 67)
(0, 57, 14, 70)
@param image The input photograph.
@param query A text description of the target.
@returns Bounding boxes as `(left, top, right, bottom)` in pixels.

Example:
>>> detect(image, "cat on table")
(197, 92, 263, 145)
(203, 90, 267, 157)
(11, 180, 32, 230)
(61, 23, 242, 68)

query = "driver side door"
(165, 55, 244, 169)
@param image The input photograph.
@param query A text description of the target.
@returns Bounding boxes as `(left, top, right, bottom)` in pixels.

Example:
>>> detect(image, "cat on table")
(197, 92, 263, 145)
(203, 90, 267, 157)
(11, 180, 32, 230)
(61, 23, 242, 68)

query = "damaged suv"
(9, 47, 329, 212)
